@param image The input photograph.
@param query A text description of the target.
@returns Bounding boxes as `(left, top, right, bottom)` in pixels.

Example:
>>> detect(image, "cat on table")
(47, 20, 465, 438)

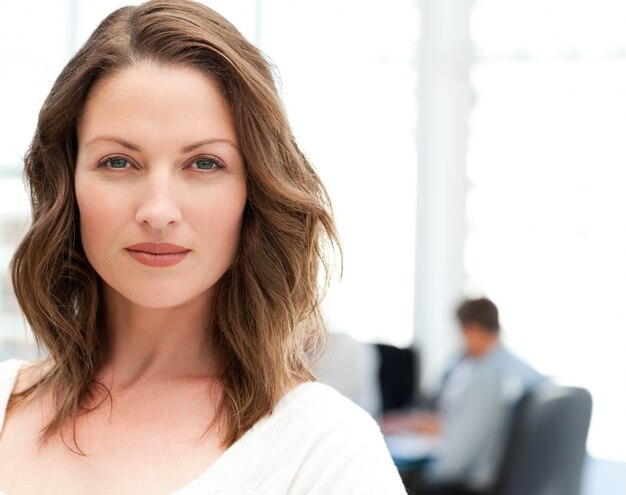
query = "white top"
(0, 359, 406, 494)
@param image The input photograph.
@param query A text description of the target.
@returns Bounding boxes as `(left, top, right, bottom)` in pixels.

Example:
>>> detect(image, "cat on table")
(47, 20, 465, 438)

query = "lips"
(125, 243, 191, 268)
(126, 242, 190, 254)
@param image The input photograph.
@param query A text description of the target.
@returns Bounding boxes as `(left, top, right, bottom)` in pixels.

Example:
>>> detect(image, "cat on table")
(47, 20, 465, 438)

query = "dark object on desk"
(494, 384, 592, 495)
(375, 344, 418, 412)
(402, 385, 592, 495)
(417, 486, 485, 495)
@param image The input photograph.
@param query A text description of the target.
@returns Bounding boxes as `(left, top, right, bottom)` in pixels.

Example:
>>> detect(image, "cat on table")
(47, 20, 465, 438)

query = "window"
(259, 0, 419, 346)
(467, 0, 626, 462)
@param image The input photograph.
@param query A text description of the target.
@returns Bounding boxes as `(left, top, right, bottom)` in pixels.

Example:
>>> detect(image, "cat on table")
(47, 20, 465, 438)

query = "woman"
(0, 1, 405, 493)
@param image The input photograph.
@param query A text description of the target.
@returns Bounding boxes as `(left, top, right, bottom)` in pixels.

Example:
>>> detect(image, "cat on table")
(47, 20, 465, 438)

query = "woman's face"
(75, 62, 247, 309)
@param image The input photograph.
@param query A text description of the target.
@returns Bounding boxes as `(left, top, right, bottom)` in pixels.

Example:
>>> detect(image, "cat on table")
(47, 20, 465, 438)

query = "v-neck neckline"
(169, 380, 315, 493)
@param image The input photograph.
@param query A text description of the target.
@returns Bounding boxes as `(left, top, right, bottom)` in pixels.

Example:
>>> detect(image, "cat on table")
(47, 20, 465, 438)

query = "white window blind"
(467, 0, 626, 462)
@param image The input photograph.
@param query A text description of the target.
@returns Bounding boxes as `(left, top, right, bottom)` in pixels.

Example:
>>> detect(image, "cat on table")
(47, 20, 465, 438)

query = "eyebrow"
(84, 136, 240, 152)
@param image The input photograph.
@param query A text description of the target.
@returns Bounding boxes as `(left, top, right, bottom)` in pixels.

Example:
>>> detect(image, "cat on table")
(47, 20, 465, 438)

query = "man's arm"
(426, 371, 506, 484)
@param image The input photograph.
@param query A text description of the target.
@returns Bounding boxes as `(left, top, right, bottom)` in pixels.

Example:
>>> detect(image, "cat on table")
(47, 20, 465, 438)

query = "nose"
(135, 169, 183, 229)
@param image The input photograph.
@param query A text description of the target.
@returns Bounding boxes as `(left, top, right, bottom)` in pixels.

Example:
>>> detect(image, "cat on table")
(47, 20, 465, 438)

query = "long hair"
(9, 0, 341, 451)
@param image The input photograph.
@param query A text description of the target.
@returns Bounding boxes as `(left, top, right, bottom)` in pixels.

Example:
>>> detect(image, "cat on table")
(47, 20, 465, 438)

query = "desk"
(385, 433, 440, 471)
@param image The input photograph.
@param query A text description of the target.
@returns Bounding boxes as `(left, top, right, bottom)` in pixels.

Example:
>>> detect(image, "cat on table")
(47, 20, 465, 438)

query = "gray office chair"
(416, 385, 592, 495)
(495, 384, 593, 495)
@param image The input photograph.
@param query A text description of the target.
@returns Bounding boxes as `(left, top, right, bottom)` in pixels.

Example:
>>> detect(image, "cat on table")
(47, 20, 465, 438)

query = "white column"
(413, 0, 472, 392)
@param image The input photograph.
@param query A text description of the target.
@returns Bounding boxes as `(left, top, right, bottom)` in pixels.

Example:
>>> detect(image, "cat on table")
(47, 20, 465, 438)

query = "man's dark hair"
(456, 297, 500, 333)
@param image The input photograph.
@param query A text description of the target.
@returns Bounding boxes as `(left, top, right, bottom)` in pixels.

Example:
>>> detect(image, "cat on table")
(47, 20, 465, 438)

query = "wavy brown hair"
(9, 0, 340, 451)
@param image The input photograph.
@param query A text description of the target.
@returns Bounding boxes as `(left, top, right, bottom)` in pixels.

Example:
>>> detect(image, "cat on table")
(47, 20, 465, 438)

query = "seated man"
(382, 297, 546, 493)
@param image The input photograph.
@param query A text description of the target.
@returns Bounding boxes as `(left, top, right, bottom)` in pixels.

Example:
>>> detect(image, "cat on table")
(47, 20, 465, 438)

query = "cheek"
(190, 184, 247, 261)
(75, 178, 125, 256)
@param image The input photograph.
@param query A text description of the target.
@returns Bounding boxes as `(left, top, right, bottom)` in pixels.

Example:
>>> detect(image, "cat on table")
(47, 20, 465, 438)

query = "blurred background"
(1, 1, 625, 493)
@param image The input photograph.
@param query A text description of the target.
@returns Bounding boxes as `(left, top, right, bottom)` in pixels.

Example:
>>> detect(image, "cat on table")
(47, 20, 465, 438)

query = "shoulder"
(0, 358, 49, 411)
(0, 359, 29, 390)
(0, 359, 32, 427)
(475, 345, 524, 374)
(238, 381, 386, 455)
(0, 358, 51, 395)
(284, 381, 375, 420)
(272, 381, 383, 443)
(469, 347, 543, 401)
(488, 346, 543, 385)
(281, 382, 406, 493)
(220, 381, 406, 493)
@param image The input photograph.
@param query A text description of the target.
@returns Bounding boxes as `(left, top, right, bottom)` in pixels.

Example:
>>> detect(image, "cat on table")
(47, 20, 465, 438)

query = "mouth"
(125, 242, 191, 254)
(125, 243, 191, 267)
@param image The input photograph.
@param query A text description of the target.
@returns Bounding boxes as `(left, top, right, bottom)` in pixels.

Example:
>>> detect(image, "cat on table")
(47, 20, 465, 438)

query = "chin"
(103, 280, 214, 310)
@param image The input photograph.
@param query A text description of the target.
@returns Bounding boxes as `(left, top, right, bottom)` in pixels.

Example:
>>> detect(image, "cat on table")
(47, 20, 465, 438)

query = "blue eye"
(190, 155, 225, 171)
(109, 158, 129, 168)
(97, 156, 130, 169)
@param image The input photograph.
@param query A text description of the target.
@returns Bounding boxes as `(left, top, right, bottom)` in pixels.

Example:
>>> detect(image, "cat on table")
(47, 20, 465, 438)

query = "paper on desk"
(384, 433, 441, 460)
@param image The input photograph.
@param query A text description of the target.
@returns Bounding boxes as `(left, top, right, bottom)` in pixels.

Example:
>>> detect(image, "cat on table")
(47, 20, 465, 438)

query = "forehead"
(77, 62, 237, 146)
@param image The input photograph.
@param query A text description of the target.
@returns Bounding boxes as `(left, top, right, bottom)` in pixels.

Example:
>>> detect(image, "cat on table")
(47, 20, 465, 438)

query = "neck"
(99, 282, 220, 390)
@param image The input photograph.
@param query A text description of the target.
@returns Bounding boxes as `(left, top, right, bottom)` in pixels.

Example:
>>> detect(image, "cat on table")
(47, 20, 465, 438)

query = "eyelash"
(95, 154, 227, 172)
